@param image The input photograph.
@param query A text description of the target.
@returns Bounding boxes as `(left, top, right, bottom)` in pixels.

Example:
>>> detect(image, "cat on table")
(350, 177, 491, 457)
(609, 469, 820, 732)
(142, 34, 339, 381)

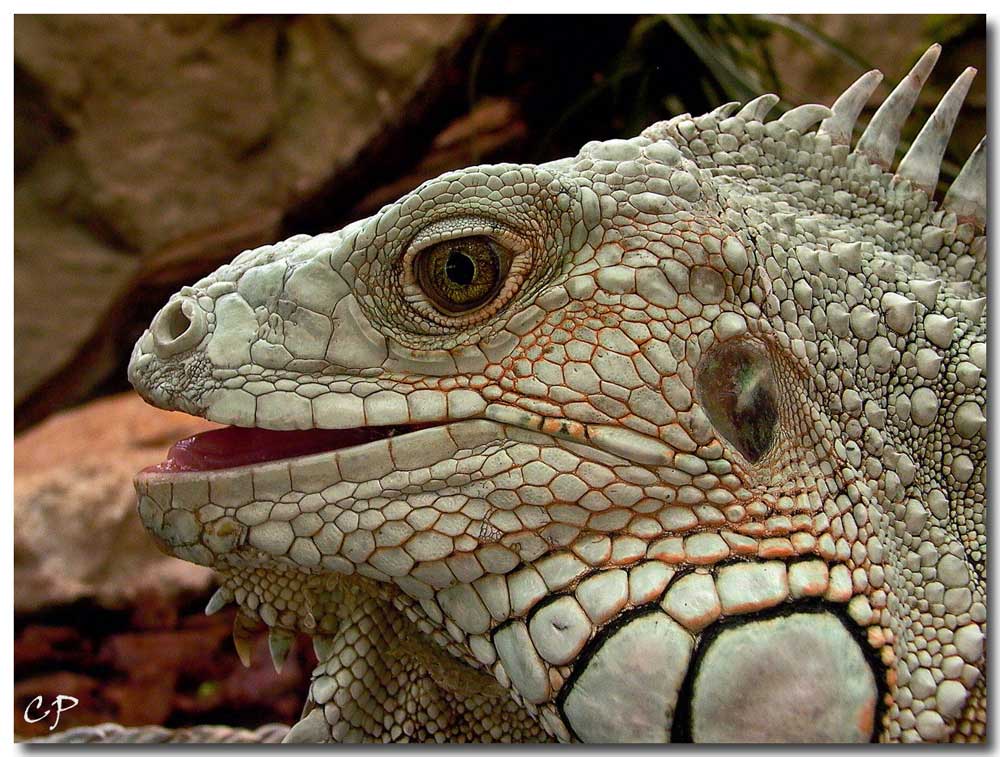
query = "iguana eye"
(696, 340, 778, 464)
(415, 236, 510, 314)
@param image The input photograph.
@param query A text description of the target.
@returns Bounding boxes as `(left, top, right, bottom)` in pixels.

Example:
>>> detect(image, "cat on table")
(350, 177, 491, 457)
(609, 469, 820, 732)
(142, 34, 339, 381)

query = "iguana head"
(129, 44, 985, 743)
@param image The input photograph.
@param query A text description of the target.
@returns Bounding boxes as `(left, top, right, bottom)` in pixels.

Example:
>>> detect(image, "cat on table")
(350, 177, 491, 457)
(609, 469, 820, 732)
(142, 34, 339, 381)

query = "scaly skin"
(129, 45, 985, 743)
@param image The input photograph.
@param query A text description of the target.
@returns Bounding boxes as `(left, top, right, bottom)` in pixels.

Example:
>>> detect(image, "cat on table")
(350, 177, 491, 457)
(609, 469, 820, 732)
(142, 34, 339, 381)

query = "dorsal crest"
(640, 44, 985, 294)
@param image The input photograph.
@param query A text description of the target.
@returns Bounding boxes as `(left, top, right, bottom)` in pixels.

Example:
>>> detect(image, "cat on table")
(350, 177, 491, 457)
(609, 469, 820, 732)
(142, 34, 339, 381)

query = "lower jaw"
(135, 422, 884, 741)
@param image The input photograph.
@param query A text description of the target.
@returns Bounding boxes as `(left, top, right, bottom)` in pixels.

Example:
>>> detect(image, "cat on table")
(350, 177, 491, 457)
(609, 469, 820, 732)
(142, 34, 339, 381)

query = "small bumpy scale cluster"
(129, 44, 985, 743)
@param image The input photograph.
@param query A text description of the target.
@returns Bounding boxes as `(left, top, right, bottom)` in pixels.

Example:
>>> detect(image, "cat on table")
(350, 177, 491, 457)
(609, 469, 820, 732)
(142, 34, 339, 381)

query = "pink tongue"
(152, 425, 398, 473)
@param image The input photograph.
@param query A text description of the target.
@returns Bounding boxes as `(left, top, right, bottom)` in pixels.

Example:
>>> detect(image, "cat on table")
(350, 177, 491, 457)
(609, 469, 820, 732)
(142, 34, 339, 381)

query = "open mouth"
(143, 422, 447, 474)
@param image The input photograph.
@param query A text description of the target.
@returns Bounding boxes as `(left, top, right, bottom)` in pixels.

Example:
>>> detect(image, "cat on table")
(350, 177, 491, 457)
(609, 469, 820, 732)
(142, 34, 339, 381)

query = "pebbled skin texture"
(129, 47, 985, 743)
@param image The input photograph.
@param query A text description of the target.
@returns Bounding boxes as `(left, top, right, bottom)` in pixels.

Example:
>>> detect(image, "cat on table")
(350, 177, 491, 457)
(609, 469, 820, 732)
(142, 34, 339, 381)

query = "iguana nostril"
(163, 301, 191, 340)
(150, 297, 206, 358)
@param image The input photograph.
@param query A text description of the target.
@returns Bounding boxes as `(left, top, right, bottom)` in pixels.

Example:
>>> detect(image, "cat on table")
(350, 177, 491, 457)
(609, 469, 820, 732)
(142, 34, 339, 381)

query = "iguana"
(128, 44, 985, 743)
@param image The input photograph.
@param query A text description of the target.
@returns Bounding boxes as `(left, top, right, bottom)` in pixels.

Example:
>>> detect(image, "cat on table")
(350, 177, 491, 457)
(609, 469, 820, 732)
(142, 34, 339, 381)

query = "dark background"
(13, 14, 986, 737)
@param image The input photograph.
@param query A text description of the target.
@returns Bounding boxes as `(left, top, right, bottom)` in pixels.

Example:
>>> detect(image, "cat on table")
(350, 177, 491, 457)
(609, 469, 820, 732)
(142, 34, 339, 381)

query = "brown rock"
(15, 601, 314, 737)
(15, 392, 219, 612)
(352, 96, 527, 218)
(14, 14, 476, 408)
(98, 625, 232, 726)
(14, 626, 91, 672)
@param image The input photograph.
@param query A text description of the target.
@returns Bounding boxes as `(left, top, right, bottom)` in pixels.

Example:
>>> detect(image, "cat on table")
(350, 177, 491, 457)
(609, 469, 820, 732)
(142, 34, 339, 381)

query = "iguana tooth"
(909, 278, 943, 309)
(856, 44, 941, 168)
(896, 67, 977, 194)
(204, 586, 232, 616)
(312, 635, 335, 663)
(881, 292, 917, 333)
(925, 313, 958, 349)
(943, 136, 987, 228)
(959, 297, 986, 323)
(233, 609, 261, 668)
(777, 103, 833, 133)
(268, 627, 295, 673)
(818, 69, 884, 146)
(735, 93, 779, 122)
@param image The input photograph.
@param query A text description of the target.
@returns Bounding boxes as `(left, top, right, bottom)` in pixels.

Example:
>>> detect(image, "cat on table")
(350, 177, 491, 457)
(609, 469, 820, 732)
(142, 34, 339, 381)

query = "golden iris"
(415, 236, 507, 313)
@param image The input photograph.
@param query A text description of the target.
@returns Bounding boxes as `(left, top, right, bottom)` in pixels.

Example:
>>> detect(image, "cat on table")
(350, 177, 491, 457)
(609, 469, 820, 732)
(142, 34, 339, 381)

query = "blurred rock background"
(13, 13, 985, 737)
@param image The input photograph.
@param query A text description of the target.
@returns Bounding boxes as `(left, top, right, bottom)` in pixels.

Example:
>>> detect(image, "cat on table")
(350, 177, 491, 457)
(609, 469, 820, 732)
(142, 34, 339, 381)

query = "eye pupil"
(446, 251, 476, 286)
(414, 236, 509, 314)
(696, 341, 778, 463)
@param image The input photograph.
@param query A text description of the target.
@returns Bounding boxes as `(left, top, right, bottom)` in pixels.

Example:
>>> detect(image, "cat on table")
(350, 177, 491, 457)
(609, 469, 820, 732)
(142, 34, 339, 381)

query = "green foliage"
(540, 13, 883, 141)
(196, 681, 220, 700)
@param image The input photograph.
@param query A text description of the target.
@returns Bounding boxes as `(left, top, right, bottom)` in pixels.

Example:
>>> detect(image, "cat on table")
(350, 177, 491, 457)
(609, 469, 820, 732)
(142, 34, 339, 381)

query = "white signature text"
(24, 695, 79, 731)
